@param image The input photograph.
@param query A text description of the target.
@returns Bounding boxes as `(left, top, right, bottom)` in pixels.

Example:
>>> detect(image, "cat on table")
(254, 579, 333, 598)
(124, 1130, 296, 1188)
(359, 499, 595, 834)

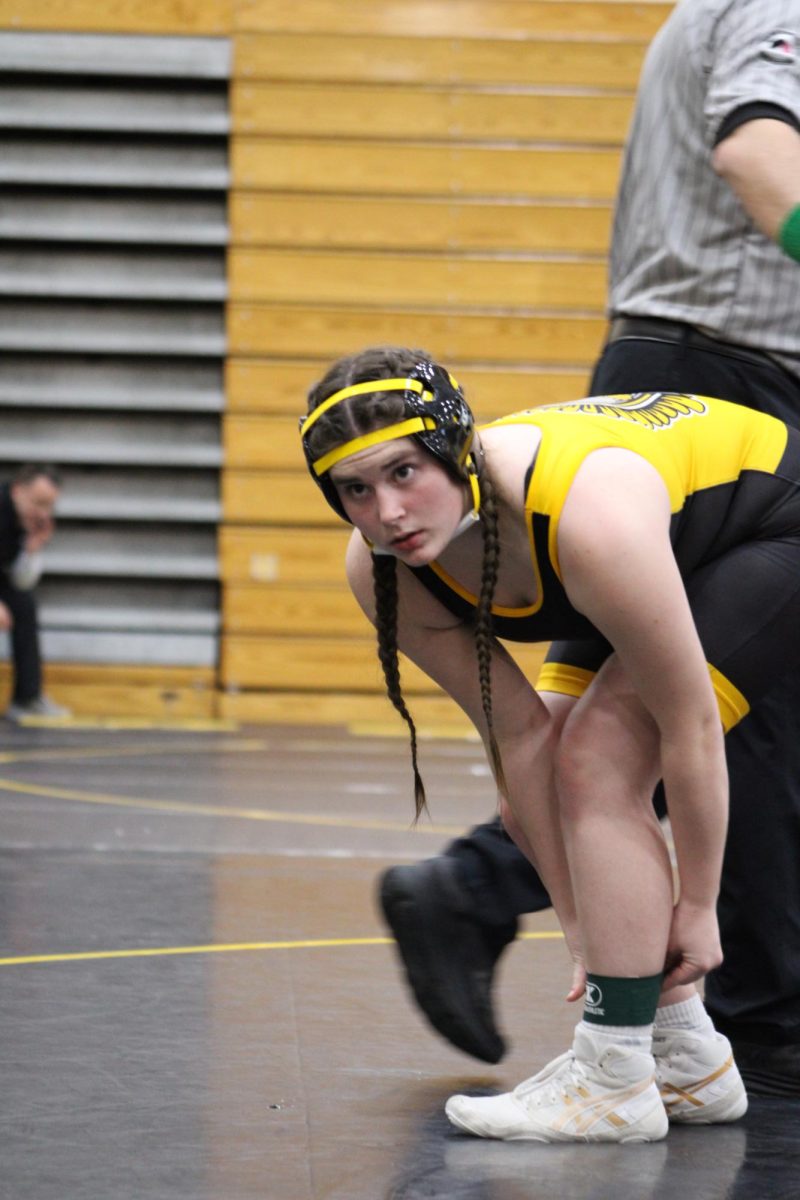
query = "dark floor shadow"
(726, 1097, 800, 1200)
(382, 1085, 800, 1200)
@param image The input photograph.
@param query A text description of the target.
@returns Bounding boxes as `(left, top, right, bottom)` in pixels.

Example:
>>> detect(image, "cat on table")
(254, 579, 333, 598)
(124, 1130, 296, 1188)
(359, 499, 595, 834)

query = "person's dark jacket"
(0, 483, 25, 574)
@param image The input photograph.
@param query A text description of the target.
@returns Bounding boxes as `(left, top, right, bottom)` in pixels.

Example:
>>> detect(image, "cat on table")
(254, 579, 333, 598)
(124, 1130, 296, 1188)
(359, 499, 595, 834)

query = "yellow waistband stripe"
(301, 377, 433, 436)
(537, 659, 749, 731)
(708, 665, 750, 732)
(313, 417, 435, 476)
(536, 661, 596, 698)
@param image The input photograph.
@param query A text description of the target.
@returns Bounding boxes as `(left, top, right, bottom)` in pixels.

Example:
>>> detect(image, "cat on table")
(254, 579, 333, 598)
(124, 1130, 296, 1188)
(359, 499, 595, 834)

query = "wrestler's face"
(329, 437, 468, 564)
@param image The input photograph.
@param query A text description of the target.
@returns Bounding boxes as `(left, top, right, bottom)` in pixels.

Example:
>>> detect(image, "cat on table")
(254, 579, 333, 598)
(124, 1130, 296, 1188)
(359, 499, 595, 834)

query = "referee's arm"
(712, 106, 800, 246)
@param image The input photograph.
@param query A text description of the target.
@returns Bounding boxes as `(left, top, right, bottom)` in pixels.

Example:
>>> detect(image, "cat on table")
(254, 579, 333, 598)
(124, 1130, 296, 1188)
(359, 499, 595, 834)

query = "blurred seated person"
(0, 465, 70, 722)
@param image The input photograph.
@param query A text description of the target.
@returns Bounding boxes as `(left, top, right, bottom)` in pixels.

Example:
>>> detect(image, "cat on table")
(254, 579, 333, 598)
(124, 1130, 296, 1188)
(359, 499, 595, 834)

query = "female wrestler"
(299, 345, 800, 1142)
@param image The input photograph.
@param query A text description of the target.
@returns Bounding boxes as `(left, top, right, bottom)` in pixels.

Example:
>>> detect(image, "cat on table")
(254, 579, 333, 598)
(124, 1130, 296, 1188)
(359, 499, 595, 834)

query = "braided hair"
(473, 469, 507, 797)
(306, 347, 504, 818)
(371, 552, 427, 817)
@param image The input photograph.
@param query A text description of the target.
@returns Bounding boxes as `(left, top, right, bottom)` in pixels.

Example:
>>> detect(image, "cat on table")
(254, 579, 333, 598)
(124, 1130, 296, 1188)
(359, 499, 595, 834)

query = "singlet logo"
(760, 31, 797, 64)
(584, 982, 605, 1016)
(537, 392, 708, 430)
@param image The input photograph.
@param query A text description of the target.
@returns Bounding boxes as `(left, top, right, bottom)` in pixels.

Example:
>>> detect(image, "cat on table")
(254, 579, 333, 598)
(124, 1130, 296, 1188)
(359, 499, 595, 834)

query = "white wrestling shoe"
(445, 1026, 668, 1143)
(655, 1028, 748, 1124)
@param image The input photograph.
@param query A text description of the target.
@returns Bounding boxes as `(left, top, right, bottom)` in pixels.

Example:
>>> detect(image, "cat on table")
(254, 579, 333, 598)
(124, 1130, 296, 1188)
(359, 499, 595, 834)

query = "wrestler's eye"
(340, 481, 369, 500)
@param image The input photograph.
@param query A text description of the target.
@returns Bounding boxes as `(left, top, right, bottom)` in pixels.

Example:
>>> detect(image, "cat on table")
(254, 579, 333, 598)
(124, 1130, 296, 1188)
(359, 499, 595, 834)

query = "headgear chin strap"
(300, 362, 478, 524)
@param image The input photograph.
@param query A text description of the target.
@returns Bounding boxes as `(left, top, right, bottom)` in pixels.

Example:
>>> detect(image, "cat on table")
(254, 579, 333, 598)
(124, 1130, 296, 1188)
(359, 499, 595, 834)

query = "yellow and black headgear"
(299, 360, 479, 523)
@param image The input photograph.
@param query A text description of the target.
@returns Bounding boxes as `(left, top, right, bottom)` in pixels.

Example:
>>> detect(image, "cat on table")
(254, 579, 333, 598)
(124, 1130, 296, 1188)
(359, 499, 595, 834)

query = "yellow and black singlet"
(410, 392, 796, 645)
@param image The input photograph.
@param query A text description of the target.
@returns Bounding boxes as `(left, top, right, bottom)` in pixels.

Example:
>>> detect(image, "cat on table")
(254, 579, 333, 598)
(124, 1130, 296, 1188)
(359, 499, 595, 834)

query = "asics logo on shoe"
(655, 1033, 748, 1125)
(661, 1055, 736, 1112)
(551, 1076, 655, 1137)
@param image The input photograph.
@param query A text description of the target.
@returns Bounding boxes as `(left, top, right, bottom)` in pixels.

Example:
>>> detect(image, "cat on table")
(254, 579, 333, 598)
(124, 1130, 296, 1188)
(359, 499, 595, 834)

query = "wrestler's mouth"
(391, 531, 424, 552)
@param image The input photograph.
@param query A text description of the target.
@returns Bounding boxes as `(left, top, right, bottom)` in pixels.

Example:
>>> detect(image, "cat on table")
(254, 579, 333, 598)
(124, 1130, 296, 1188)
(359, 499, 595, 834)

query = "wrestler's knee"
(554, 695, 658, 819)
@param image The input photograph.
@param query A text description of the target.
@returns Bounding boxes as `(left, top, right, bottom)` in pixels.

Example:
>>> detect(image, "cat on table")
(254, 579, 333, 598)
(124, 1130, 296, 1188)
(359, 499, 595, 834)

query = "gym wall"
(0, 0, 670, 727)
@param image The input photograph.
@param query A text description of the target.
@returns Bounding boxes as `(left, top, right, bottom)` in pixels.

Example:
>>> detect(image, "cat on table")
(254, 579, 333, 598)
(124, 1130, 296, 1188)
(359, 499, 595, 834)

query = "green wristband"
(778, 204, 800, 262)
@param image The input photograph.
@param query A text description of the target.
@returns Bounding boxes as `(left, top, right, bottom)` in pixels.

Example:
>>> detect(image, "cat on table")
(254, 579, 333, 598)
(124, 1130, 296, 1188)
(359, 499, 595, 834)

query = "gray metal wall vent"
(0, 32, 231, 671)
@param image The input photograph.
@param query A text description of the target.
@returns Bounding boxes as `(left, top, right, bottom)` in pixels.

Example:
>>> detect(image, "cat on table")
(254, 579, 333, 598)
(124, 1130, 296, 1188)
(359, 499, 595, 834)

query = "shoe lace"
(512, 1051, 590, 1108)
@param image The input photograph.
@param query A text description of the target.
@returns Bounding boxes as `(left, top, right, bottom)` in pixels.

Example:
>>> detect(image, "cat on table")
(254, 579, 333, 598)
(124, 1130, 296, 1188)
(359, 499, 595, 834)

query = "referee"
(378, 0, 800, 1099)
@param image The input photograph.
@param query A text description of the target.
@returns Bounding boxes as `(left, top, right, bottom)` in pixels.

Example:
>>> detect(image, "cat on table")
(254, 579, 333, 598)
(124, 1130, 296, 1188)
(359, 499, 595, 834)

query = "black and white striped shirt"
(610, 0, 800, 377)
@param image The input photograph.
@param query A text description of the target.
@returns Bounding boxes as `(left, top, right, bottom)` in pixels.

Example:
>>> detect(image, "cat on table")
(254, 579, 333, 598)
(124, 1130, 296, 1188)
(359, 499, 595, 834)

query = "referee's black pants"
(0, 579, 43, 704)
(443, 323, 800, 1047)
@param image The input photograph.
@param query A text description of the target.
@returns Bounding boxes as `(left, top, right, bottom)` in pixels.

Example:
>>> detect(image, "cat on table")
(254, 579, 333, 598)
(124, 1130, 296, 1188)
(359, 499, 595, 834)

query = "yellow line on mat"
(0, 776, 464, 834)
(0, 930, 563, 967)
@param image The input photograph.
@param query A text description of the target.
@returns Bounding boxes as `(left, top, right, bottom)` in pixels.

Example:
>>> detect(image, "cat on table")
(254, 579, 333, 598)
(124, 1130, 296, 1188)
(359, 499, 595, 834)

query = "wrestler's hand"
(566, 958, 587, 1003)
(25, 514, 55, 552)
(561, 925, 586, 1002)
(662, 898, 722, 991)
(0, 601, 12, 631)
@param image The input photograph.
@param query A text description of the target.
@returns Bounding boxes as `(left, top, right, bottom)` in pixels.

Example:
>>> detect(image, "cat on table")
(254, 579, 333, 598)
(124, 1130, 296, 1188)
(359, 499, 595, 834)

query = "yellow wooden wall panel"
(0, 663, 217, 718)
(232, 82, 633, 143)
(25, 663, 217, 686)
(222, 632, 548, 691)
(231, 193, 612, 255)
(225, 418, 301, 467)
(218, 687, 472, 732)
(234, 32, 647, 88)
(0, 2, 666, 54)
(228, 304, 606, 365)
(225, 585, 558, 668)
(218, 0, 643, 711)
(48, 683, 217, 719)
(234, 1, 671, 40)
(219, 527, 351, 584)
(453, 367, 594, 414)
(223, 470, 339, 525)
(221, 633, 402, 690)
(226, 359, 591, 415)
(228, 248, 606, 311)
(0, 0, 232, 33)
(232, 138, 622, 199)
(225, 585, 554, 700)
(224, 584, 364, 634)
(226, 358, 323, 412)
(222, 633, 547, 691)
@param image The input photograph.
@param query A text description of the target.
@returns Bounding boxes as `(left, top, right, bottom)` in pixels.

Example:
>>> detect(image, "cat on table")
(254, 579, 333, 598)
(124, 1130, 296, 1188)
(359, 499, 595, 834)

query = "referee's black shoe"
(728, 1038, 800, 1098)
(378, 858, 517, 1063)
